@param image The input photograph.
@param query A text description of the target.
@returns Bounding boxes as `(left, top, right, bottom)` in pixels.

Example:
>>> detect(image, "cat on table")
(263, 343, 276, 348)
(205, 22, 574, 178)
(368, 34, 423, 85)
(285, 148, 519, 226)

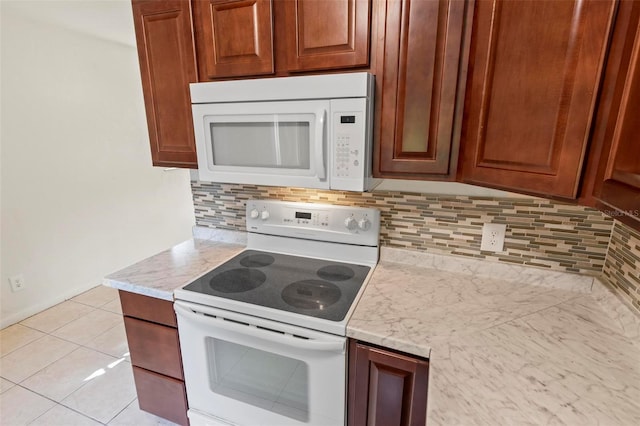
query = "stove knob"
(358, 218, 371, 231)
(344, 216, 357, 230)
(250, 209, 260, 219)
(261, 210, 270, 221)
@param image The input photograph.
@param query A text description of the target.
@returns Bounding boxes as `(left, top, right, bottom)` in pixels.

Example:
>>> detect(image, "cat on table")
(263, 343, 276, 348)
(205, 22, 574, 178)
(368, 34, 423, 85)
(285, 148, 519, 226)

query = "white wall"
(0, 1, 196, 328)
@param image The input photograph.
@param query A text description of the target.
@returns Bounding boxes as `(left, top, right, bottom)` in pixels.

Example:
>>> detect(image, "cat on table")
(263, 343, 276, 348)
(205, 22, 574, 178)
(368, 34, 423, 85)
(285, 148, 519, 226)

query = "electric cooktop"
(182, 249, 371, 321)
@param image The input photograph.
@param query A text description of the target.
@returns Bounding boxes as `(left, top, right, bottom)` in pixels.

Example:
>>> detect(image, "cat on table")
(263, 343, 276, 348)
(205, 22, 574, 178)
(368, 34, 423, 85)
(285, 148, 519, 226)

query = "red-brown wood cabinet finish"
(192, 0, 373, 79)
(281, 0, 371, 72)
(133, 367, 190, 426)
(131, 0, 198, 168)
(375, 0, 470, 179)
(124, 317, 184, 379)
(584, 0, 640, 230)
(119, 290, 189, 425)
(131, 0, 374, 168)
(459, 0, 616, 198)
(348, 340, 429, 426)
(193, 0, 275, 79)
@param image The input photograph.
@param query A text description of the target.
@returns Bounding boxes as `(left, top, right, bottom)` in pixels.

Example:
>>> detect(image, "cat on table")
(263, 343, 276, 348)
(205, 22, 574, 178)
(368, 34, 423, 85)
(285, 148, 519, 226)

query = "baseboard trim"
(0, 282, 100, 329)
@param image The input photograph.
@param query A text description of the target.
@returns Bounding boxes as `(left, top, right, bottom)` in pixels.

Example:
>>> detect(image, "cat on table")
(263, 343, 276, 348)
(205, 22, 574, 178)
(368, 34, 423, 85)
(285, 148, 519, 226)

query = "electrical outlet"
(481, 223, 506, 252)
(9, 274, 26, 292)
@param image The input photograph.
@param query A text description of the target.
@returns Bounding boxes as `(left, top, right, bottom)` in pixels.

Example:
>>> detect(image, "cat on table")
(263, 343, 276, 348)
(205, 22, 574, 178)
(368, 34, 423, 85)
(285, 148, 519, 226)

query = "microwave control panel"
(330, 98, 371, 191)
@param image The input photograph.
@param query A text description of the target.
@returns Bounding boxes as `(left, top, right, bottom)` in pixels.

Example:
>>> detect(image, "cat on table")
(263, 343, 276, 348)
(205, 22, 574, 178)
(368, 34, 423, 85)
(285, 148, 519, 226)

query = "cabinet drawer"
(119, 290, 177, 327)
(124, 317, 183, 380)
(133, 366, 189, 426)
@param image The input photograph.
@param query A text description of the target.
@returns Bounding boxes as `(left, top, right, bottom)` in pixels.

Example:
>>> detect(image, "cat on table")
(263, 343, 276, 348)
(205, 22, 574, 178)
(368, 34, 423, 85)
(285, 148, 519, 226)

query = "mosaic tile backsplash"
(192, 182, 614, 275)
(603, 221, 640, 313)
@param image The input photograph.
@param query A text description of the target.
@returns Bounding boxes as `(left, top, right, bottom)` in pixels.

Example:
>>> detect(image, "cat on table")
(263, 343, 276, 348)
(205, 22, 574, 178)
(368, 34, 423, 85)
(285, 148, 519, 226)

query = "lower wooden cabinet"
(348, 340, 429, 426)
(124, 316, 183, 380)
(119, 290, 189, 425)
(133, 367, 189, 425)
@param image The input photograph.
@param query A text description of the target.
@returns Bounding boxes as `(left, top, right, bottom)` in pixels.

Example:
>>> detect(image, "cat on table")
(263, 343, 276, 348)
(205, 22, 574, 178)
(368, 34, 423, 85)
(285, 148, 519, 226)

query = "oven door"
(193, 100, 329, 189)
(174, 300, 346, 426)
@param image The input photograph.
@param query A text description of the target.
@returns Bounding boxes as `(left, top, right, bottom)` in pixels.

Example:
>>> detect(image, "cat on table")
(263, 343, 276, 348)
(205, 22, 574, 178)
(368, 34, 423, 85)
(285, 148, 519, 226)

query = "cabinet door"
(375, 0, 469, 178)
(132, 0, 198, 168)
(281, 0, 370, 72)
(133, 367, 189, 426)
(348, 340, 429, 426)
(459, 0, 616, 198)
(590, 0, 640, 229)
(193, 0, 274, 79)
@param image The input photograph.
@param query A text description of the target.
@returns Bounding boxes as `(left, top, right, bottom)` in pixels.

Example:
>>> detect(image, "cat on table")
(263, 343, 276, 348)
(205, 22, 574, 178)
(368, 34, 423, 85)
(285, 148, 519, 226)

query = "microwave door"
(193, 101, 330, 189)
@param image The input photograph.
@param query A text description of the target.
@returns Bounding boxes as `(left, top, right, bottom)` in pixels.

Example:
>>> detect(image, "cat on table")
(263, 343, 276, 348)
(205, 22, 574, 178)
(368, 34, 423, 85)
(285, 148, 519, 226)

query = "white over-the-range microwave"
(190, 72, 380, 192)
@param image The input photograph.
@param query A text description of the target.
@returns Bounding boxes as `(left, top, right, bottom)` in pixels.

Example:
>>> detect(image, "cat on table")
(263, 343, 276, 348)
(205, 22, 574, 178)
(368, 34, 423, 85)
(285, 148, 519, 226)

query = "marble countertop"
(103, 228, 640, 424)
(348, 247, 640, 425)
(103, 235, 244, 300)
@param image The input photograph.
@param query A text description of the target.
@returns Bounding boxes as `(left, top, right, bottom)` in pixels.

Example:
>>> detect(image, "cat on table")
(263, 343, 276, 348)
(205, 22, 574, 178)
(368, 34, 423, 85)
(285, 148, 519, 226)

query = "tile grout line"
(1, 288, 140, 425)
(5, 301, 123, 358)
(19, 381, 106, 426)
(1, 296, 129, 386)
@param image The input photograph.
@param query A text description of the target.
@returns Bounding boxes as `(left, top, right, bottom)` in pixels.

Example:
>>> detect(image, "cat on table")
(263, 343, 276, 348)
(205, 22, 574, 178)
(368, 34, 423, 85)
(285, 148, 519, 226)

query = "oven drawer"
(133, 366, 189, 425)
(119, 290, 177, 327)
(124, 316, 184, 380)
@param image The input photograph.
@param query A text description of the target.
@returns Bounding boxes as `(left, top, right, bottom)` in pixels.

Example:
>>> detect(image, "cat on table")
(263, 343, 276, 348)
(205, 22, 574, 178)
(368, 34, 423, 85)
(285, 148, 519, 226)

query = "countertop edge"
(102, 235, 246, 301)
(103, 278, 174, 301)
(346, 327, 432, 359)
(192, 226, 248, 245)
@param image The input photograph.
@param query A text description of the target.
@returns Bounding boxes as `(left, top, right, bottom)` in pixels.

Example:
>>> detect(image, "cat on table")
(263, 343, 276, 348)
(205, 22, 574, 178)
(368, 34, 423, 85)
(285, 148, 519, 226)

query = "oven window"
(210, 121, 311, 169)
(205, 337, 310, 422)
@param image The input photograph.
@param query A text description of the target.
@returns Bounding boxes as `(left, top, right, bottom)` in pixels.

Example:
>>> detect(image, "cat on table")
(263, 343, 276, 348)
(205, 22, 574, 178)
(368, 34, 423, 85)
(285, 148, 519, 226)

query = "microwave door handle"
(315, 109, 327, 180)
(174, 303, 345, 353)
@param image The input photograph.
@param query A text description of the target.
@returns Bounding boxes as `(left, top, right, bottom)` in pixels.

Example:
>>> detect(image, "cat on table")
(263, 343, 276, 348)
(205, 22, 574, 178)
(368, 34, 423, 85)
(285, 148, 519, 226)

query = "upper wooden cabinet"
(132, 0, 198, 168)
(131, 0, 373, 168)
(584, 0, 640, 230)
(375, 0, 470, 179)
(193, 0, 275, 79)
(459, 0, 616, 198)
(280, 0, 371, 72)
(193, 0, 372, 80)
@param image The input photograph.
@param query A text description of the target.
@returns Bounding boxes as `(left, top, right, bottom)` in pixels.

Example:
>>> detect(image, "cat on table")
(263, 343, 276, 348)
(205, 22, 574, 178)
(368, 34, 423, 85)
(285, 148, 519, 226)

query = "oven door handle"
(174, 303, 345, 353)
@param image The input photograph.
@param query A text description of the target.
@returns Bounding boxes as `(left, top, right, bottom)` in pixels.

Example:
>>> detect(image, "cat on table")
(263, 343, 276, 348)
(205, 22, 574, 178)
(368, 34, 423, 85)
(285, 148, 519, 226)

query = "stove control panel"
(246, 200, 380, 246)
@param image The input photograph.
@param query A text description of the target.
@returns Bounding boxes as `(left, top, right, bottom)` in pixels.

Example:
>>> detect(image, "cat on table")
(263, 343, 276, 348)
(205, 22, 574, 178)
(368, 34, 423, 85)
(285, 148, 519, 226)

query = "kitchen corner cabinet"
(131, 0, 199, 168)
(193, 0, 372, 80)
(459, 0, 616, 198)
(586, 0, 640, 230)
(348, 340, 429, 426)
(375, 0, 471, 179)
(119, 290, 189, 425)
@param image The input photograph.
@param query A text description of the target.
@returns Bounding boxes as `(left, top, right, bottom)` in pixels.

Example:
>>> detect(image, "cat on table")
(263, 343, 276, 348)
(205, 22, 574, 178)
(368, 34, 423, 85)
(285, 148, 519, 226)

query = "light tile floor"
(0, 286, 178, 425)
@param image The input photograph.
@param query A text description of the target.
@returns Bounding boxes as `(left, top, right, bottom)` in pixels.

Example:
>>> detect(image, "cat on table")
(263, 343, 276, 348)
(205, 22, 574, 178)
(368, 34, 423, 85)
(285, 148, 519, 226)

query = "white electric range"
(174, 199, 380, 426)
